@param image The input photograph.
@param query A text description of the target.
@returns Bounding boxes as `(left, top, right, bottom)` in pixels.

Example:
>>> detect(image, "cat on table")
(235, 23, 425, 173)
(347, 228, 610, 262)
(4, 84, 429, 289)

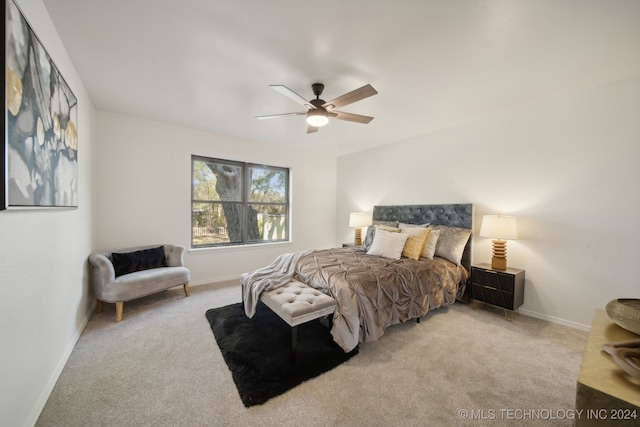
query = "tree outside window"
(191, 156, 289, 247)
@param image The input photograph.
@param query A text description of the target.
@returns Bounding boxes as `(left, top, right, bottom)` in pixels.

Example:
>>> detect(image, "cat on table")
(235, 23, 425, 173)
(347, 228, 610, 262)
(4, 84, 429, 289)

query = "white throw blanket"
(241, 250, 313, 317)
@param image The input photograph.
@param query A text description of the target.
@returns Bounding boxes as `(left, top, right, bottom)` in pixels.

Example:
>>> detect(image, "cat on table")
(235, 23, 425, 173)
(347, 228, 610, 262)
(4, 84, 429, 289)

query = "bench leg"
(115, 302, 123, 322)
(96, 299, 103, 313)
(183, 283, 190, 297)
(290, 326, 298, 362)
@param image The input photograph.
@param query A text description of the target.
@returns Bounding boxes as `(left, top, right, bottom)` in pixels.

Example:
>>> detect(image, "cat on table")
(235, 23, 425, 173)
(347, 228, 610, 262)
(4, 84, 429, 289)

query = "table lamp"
(349, 212, 372, 246)
(479, 214, 518, 270)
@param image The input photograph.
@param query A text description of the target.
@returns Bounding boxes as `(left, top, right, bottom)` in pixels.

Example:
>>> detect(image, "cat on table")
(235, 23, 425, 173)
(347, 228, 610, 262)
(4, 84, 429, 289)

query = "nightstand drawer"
(470, 283, 515, 310)
(470, 264, 525, 313)
(471, 268, 514, 292)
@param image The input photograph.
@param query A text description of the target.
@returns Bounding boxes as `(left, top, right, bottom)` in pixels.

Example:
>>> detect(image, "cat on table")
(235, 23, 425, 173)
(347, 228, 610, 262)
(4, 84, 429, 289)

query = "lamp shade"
(479, 215, 518, 240)
(306, 109, 329, 127)
(349, 212, 372, 228)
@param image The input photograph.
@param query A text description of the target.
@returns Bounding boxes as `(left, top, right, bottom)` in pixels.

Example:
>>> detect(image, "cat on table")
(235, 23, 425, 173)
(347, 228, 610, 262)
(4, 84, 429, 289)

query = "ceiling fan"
(255, 83, 378, 133)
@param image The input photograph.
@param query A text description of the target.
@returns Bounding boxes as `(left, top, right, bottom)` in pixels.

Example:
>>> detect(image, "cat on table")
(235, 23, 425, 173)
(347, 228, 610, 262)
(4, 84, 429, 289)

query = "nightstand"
(470, 263, 525, 320)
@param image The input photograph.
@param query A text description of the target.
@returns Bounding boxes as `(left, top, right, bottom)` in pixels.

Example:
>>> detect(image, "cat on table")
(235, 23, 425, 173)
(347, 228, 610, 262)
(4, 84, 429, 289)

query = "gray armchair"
(89, 244, 190, 321)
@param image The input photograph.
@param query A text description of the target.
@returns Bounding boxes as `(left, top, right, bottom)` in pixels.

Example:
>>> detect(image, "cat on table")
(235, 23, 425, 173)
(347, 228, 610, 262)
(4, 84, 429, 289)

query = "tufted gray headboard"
(372, 204, 473, 273)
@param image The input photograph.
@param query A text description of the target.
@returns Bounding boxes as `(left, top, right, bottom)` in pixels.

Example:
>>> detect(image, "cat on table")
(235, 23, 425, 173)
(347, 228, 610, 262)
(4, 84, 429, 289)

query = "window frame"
(190, 155, 290, 248)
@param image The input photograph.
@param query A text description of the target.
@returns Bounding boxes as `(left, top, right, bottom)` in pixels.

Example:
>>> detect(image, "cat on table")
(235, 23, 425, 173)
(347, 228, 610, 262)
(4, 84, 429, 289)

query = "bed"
(243, 203, 473, 352)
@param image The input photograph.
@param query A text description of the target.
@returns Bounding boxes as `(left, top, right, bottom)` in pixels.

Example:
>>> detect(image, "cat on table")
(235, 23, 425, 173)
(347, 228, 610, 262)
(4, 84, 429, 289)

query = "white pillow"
(361, 224, 401, 251)
(421, 229, 440, 259)
(367, 229, 410, 259)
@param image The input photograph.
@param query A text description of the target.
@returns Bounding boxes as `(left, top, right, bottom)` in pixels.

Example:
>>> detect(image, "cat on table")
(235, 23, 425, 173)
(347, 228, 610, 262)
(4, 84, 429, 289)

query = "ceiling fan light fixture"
(258, 83, 377, 133)
(306, 109, 329, 127)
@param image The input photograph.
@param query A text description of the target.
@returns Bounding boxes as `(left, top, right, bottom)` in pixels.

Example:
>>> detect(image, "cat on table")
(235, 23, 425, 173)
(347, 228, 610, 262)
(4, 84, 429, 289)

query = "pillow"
(376, 225, 400, 232)
(373, 220, 399, 228)
(362, 226, 375, 251)
(398, 222, 430, 229)
(367, 229, 410, 259)
(430, 225, 471, 265)
(420, 229, 440, 259)
(401, 227, 431, 260)
(111, 246, 167, 277)
(361, 224, 401, 251)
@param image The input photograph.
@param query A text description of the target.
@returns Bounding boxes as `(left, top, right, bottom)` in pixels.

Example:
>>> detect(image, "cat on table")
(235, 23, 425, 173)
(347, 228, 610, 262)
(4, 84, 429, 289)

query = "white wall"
(94, 111, 337, 285)
(2, 3, 633, 426)
(337, 75, 640, 330)
(0, 1, 95, 426)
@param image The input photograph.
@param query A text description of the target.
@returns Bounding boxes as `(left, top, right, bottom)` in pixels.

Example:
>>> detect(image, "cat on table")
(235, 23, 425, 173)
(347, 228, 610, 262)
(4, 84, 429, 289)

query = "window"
(191, 155, 290, 248)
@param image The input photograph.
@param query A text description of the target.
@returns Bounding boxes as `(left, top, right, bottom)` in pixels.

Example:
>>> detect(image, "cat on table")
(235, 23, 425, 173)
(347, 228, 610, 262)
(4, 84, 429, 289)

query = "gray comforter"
(295, 247, 467, 352)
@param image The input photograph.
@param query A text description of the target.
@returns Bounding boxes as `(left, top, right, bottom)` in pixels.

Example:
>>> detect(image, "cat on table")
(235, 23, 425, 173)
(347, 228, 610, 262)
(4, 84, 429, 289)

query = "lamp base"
(354, 228, 362, 246)
(491, 239, 508, 270)
(491, 256, 507, 270)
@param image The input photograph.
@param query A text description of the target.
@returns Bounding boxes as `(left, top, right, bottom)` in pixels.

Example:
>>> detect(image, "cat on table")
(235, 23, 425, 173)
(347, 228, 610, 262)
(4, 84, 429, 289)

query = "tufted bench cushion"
(260, 281, 336, 327)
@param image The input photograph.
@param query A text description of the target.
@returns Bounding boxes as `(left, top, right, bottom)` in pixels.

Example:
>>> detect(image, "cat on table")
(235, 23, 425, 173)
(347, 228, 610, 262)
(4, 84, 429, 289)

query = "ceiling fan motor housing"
(311, 83, 325, 98)
(309, 99, 325, 109)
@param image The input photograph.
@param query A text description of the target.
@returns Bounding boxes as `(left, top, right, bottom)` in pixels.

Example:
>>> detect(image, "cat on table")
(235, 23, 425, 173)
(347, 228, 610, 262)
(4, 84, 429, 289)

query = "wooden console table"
(575, 309, 640, 426)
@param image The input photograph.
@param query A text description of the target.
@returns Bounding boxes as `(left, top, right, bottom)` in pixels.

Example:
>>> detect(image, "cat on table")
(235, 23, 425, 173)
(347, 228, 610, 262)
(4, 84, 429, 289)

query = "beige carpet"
(36, 280, 588, 427)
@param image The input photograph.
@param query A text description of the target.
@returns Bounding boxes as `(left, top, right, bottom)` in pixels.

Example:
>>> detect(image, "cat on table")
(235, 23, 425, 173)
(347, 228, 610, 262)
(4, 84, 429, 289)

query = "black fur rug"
(205, 302, 358, 407)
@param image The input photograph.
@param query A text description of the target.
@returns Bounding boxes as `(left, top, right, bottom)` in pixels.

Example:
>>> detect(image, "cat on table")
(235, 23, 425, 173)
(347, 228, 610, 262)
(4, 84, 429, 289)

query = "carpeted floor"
(36, 280, 589, 426)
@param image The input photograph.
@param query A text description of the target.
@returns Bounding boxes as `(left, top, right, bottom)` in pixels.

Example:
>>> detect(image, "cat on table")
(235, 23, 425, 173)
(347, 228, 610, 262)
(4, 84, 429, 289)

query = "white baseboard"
(519, 308, 591, 332)
(24, 285, 589, 427)
(26, 277, 242, 427)
(189, 275, 242, 287)
(189, 279, 595, 334)
(26, 301, 94, 427)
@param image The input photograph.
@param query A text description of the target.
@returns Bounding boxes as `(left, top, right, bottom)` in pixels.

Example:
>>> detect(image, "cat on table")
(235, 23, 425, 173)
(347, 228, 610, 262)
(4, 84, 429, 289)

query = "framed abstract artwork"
(2, 0, 78, 210)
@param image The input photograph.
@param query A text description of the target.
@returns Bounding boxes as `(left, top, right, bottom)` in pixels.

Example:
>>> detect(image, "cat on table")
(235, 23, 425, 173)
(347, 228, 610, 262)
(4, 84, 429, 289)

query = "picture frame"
(3, 0, 78, 210)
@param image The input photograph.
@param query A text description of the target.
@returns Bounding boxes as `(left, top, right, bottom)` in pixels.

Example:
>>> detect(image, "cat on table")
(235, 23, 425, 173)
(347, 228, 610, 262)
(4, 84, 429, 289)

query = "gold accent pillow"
(401, 228, 431, 260)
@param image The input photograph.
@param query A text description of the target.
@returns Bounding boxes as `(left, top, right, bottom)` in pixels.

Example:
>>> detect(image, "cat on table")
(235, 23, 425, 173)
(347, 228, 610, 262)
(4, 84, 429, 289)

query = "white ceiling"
(41, 0, 640, 156)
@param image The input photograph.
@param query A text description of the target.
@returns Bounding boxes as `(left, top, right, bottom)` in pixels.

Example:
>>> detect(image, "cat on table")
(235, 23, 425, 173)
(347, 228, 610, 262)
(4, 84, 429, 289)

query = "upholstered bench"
(259, 281, 336, 361)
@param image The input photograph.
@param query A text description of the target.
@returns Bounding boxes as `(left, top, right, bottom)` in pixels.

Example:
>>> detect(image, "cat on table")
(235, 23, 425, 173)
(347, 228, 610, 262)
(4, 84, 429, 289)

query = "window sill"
(188, 240, 293, 255)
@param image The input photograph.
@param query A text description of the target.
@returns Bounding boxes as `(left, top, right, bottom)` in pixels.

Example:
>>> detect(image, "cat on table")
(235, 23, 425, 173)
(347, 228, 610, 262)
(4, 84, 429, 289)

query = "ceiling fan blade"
(333, 111, 374, 124)
(255, 111, 306, 120)
(323, 84, 378, 110)
(307, 125, 319, 134)
(270, 85, 315, 108)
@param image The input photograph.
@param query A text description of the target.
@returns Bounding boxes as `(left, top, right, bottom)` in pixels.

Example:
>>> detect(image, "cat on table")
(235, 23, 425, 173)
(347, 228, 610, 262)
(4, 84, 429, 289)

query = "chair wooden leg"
(183, 283, 190, 297)
(115, 302, 123, 322)
(96, 299, 103, 313)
